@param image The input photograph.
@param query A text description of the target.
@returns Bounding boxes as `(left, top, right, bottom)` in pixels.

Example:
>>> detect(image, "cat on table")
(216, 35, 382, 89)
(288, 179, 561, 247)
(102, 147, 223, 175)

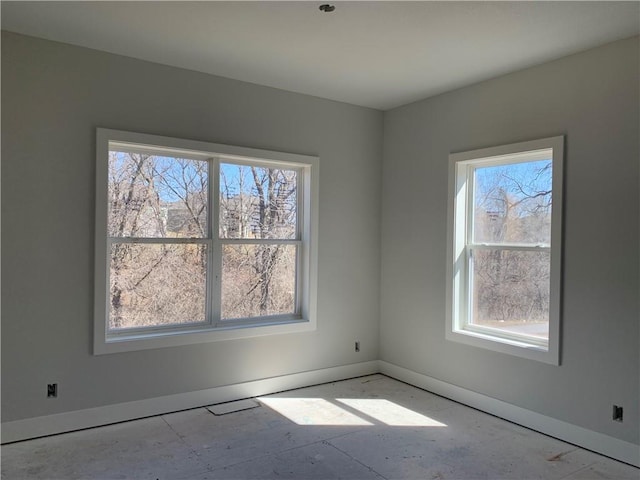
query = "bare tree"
(109, 155, 299, 327)
(108, 153, 207, 329)
(471, 161, 552, 333)
(220, 164, 297, 318)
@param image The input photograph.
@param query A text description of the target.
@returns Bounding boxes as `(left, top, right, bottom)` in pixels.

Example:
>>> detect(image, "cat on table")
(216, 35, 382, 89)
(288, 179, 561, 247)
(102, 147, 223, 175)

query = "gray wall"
(1, 32, 382, 422)
(3, 30, 638, 448)
(381, 36, 639, 444)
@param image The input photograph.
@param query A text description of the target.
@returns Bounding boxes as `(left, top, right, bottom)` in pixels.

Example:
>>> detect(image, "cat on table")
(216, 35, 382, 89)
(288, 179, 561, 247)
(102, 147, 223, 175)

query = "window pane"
(222, 244, 297, 319)
(109, 243, 207, 330)
(108, 152, 208, 238)
(473, 160, 552, 245)
(219, 163, 297, 239)
(471, 249, 549, 340)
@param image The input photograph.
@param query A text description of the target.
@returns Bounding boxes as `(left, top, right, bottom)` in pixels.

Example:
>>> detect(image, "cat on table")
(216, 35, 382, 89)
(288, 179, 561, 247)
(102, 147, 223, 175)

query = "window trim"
(445, 136, 564, 365)
(94, 129, 319, 355)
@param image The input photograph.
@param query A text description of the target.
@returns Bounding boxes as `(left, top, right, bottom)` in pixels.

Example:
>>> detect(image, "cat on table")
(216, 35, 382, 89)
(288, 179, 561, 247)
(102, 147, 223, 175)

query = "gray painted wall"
(1, 32, 382, 422)
(381, 36, 639, 444)
(2, 30, 638, 448)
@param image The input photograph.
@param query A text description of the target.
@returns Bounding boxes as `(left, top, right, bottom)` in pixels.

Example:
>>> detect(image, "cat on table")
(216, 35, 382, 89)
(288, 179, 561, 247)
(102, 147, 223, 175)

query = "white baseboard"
(1, 361, 379, 444)
(4, 359, 638, 468)
(379, 361, 640, 468)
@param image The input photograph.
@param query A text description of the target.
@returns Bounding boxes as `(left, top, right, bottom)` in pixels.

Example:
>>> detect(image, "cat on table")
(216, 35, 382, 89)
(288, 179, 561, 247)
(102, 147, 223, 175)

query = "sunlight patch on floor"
(259, 397, 373, 426)
(259, 397, 447, 427)
(337, 398, 447, 427)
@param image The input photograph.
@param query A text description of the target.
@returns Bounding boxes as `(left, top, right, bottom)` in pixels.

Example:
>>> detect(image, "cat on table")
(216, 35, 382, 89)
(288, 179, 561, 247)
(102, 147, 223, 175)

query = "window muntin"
(95, 129, 318, 354)
(447, 137, 563, 364)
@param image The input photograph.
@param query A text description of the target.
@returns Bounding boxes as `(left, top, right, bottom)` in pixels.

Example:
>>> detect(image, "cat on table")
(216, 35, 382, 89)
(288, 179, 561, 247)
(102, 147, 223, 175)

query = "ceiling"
(2, 1, 639, 110)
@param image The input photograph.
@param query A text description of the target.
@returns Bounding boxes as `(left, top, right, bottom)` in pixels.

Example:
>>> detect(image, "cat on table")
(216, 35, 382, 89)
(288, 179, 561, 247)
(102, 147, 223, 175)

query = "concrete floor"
(2, 375, 638, 479)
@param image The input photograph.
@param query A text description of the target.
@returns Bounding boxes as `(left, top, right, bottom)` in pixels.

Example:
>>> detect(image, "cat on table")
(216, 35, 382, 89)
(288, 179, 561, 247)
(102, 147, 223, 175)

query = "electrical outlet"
(612, 405, 623, 422)
(355, 341, 360, 352)
(47, 383, 58, 398)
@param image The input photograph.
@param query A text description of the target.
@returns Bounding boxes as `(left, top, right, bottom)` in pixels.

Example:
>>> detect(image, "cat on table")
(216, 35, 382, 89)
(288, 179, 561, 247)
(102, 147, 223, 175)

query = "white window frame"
(446, 136, 563, 365)
(94, 129, 319, 354)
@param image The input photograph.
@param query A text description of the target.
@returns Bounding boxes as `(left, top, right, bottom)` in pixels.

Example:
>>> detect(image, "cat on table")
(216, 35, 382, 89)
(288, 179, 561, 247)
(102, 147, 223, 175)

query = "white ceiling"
(2, 1, 639, 110)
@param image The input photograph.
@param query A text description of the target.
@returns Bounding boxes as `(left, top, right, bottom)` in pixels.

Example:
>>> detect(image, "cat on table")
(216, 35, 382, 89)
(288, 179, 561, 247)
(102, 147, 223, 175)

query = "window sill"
(446, 328, 559, 365)
(94, 317, 315, 355)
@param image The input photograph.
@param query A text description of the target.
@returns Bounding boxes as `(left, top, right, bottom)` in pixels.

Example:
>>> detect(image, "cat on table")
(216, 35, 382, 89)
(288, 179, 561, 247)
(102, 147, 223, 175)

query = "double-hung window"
(94, 129, 318, 354)
(446, 136, 563, 364)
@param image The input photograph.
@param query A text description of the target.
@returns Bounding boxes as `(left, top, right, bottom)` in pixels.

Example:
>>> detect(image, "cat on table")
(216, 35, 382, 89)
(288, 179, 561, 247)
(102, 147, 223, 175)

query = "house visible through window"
(446, 137, 563, 364)
(95, 129, 319, 354)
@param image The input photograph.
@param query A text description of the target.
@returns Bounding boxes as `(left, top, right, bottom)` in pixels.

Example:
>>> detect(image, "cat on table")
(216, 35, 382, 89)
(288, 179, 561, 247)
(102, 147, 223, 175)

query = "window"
(94, 129, 318, 354)
(446, 137, 563, 364)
